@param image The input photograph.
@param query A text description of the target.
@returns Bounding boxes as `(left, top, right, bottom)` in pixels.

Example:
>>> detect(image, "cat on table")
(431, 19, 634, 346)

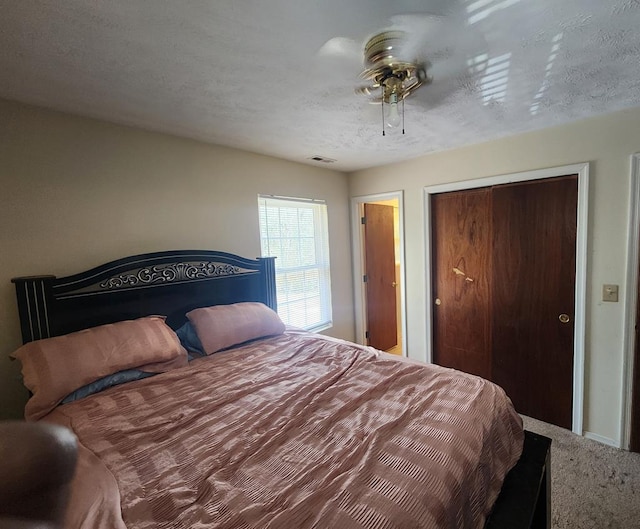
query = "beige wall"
(3, 96, 638, 446)
(0, 99, 354, 420)
(349, 107, 640, 446)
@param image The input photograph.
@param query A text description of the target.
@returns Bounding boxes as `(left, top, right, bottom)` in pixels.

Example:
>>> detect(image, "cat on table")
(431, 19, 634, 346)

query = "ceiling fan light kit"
(357, 30, 431, 136)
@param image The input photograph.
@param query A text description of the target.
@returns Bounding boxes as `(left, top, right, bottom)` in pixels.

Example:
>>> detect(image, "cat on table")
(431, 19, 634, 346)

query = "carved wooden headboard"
(12, 250, 276, 344)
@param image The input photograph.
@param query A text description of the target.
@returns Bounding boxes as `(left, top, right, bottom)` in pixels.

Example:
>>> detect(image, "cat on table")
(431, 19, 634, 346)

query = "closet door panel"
(491, 176, 577, 429)
(431, 188, 492, 380)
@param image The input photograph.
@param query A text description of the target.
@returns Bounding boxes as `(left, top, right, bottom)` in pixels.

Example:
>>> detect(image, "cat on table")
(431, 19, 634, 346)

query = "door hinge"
(363, 275, 368, 283)
(361, 216, 366, 224)
(365, 331, 370, 339)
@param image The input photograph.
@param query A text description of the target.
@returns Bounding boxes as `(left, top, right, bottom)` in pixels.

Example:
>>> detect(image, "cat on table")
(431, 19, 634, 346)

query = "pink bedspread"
(45, 332, 523, 529)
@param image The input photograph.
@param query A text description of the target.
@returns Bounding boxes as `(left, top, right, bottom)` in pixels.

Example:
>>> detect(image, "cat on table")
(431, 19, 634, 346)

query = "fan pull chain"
(381, 86, 386, 136)
(402, 98, 405, 135)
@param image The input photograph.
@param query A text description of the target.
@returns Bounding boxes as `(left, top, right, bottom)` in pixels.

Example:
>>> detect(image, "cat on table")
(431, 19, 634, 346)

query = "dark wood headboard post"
(259, 257, 277, 311)
(11, 275, 56, 344)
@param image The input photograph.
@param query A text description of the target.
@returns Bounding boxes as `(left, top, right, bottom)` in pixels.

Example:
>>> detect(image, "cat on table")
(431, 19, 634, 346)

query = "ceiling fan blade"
(389, 12, 488, 78)
(315, 37, 363, 74)
(316, 36, 361, 61)
(408, 57, 482, 110)
(314, 36, 364, 84)
(355, 84, 380, 97)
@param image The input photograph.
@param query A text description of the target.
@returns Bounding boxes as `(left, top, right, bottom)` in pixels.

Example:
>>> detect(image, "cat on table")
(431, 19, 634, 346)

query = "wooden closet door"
(431, 188, 492, 380)
(431, 175, 578, 430)
(491, 176, 577, 429)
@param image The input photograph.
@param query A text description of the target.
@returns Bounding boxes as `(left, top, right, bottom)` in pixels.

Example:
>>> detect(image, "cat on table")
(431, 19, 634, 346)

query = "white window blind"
(258, 195, 332, 331)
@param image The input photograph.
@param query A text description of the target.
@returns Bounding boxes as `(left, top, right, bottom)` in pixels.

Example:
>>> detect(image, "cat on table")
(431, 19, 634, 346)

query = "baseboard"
(584, 431, 620, 448)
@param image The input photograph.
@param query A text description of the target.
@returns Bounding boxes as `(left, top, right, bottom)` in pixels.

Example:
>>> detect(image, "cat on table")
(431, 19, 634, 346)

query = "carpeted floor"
(521, 416, 640, 529)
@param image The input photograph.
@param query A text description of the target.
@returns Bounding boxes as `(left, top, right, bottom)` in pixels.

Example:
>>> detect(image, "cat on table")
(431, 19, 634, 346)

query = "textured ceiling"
(1, 0, 639, 171)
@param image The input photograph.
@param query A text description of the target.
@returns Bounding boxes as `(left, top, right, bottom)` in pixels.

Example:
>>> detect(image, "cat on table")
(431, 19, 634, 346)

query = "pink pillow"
(11, 316, 187, 421)
(186, 302, 285, 355)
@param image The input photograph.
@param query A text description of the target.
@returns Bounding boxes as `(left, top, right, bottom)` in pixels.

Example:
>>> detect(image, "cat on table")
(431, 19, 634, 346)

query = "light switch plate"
(602, 284, 619, 302)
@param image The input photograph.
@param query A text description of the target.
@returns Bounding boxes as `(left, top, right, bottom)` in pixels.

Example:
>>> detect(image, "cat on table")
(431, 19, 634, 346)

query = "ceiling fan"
(356, 29, 430, 133)
(316, 14, 485, 135)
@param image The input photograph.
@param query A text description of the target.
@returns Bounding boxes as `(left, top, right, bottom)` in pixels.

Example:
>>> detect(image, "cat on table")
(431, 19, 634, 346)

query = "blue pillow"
(175, 321, 206, 360)
(62, 368, 154, 404)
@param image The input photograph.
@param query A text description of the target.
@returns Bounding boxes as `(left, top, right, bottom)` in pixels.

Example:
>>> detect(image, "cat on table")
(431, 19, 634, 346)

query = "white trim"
(584, 431, 620, 449)
(622, 153, 640, 450)
(423, 162, 589, 436)
(258, 193, 326, 205)
(350, 191, 407, 357)
(423, 188, 434, 365)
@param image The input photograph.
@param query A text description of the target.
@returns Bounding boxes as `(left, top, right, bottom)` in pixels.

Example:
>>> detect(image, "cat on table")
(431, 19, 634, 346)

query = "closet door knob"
(559, 314, 570, 324)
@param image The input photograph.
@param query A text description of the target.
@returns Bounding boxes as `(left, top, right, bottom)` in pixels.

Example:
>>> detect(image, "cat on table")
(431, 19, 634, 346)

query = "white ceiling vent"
(308, 155, 337, 164)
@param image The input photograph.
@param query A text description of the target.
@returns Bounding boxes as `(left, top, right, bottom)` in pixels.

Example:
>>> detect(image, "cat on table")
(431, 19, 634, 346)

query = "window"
(258, 195, 332, 331)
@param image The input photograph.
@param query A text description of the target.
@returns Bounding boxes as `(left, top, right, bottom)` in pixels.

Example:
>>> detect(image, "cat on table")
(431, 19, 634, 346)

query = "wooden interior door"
(431, 188, 493, 380)
(491, 176, 577, 430)
(431, 175, 578, 430)
(364, 203, 397, 351)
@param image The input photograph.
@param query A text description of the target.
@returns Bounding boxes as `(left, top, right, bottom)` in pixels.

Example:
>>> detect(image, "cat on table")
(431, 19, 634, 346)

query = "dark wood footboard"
(486, 430, 552, 529)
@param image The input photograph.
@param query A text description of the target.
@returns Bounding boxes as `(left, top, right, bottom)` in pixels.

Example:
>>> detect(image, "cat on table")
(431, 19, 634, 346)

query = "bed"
(10, 250, 550, 529)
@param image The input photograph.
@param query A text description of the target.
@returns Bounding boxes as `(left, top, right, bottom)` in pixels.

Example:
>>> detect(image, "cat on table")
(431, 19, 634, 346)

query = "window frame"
(258, 195, 333, 332)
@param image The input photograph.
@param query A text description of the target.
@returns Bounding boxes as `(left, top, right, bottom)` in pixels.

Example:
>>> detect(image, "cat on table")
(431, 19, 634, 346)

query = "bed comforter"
(45, 331, 523, 529)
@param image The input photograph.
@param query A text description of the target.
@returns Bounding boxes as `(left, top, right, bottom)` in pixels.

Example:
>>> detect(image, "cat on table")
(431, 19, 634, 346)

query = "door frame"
(351, 191, 407, 357)
(423, 163, 590, 436)
(622, 153, 640, 450)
